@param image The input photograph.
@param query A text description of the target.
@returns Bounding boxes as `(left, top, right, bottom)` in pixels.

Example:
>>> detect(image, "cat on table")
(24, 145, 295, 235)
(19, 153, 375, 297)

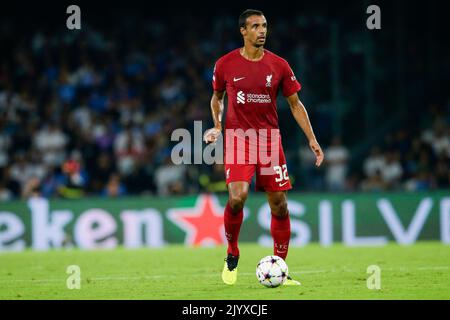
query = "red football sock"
(224, 202, 243, 257)
(271, 212, 291, 260)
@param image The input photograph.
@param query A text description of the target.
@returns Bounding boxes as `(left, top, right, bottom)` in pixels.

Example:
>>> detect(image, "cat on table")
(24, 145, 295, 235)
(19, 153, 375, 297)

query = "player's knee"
(228, 192, 248, 213)
(271, 199, 288, 218)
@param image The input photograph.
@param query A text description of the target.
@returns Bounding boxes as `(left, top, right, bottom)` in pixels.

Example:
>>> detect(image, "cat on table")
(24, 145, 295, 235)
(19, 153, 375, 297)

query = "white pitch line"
(416, 266, 450, 270)
(0, 265, 448, 284)
(0, 270, 331, 283)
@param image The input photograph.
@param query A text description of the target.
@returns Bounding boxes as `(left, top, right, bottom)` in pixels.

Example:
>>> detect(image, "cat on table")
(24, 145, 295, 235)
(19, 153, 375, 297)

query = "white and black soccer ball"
(256, 255, 289, 288)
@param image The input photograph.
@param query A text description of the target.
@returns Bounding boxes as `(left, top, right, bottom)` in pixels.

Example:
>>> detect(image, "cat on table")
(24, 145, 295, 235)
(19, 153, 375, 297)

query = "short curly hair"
(238, 9, 264, 29)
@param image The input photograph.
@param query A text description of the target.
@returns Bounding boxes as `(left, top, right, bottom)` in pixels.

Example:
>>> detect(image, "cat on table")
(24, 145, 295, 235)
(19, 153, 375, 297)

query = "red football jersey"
(212, 48, 301, 132)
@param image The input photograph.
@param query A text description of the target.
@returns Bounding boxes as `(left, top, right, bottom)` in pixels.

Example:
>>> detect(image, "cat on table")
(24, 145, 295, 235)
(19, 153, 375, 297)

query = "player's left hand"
(309, 140, 324, 167)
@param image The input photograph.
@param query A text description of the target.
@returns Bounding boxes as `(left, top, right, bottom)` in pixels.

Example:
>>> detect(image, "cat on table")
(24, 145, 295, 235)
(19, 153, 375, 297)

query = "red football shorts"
(223, 136, 292, 192)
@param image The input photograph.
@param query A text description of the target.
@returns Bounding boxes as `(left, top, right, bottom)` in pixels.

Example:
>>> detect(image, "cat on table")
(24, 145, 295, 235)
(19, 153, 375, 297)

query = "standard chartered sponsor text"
(246, 93, 271, 104)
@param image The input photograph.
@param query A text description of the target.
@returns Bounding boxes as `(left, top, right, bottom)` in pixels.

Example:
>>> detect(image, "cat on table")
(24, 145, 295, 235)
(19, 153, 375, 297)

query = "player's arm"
(286, 93, 324, 167)
(204, 90, 225, 144)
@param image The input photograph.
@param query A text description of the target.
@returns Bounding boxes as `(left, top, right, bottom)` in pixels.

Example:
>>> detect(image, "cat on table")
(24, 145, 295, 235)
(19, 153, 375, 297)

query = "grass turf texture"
(0, 242, 449, 300)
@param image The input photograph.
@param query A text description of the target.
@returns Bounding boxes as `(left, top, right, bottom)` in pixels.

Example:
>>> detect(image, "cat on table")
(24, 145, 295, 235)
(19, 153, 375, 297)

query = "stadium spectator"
(89, 152, 116, 194)
(0, 166, 20, 197)
(324, 136, 349, 191)
(298, 145, 324, 190)
(360, 169, 386, 192)
(114, 124, 146, 176)
(380, 151, 403, 189)
(199, 164, 227, 193)
(427, 121, 450, 158)
(34, 123, 68, 167)
(103, 173, 127, 197)
(56, 151, 89, 199)
(21, 176, 42, 199)
(0, 124, 10, 168)
(123, 161, 155, 195)
(405, 170, 435, 192)
(363, 146, 385, 178)
(154, 157, 187, 196)
(435, 155, 450, 189)
(9, 154, 46, 194)
(0, 178, 13, 201)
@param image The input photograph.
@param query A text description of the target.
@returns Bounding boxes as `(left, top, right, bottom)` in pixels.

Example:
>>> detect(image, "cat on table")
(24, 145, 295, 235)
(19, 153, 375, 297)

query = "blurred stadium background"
(0, 1, 449, 201)
(0, 1, 448, 245)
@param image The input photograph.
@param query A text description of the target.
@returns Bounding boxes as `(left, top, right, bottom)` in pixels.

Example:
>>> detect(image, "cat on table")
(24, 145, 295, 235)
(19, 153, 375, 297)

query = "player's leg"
(222, 181, 249, 285)
(225, 181, 249, 258)
(256, 143, 292, 260)
(266, 191, 290, 261)
(256, 141, 301, 285)
(222, 163, 254, 285)
(266, 191, 300, 285)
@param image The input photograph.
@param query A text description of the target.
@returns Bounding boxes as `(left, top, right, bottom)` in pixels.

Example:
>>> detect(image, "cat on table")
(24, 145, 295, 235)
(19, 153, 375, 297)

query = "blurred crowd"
(0, 9, 449, 200)
(297, 112, 450, 193)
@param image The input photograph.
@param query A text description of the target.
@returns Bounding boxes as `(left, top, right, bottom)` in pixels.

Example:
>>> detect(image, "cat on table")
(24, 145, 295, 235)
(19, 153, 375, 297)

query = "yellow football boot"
(283, 275, 301, 286)
(222, 254, 239, 285)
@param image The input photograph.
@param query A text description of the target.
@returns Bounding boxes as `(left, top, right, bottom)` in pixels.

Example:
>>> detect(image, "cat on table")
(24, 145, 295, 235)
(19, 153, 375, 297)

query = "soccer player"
(204, 9, 324, 285)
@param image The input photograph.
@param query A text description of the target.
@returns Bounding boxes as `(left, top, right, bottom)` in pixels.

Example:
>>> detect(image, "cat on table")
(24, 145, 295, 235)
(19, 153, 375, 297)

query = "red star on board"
(167, 195, 226, 246)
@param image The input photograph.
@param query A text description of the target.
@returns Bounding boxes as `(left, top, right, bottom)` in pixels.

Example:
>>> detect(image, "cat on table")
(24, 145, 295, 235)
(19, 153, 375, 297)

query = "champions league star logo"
(265, 74, 272, 87)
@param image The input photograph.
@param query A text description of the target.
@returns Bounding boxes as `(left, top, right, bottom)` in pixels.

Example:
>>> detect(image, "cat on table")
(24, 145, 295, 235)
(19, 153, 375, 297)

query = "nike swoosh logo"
(233, 77, 245, 82)
(278, 181, 289, 187)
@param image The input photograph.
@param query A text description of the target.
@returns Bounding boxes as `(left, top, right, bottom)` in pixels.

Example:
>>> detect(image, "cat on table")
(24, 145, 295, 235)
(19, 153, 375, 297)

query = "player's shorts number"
(274, 164, 289, 182)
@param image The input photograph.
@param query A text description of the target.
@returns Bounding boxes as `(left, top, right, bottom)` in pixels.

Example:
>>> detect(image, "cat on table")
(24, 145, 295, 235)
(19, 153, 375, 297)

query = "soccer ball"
(256, 255, 289, 288)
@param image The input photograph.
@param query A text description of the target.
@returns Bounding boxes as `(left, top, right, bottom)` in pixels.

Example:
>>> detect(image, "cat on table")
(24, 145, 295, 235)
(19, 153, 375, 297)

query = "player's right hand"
(203, 127, 222, 144)
(309, 140, 324, 167)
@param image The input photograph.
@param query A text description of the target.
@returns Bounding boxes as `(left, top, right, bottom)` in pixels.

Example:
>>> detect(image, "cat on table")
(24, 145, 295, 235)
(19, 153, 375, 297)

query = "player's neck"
(240, 45, 264, 61)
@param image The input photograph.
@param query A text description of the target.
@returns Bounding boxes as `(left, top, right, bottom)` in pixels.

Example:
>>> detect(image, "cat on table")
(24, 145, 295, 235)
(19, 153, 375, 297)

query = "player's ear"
(240, 26, 246, 37)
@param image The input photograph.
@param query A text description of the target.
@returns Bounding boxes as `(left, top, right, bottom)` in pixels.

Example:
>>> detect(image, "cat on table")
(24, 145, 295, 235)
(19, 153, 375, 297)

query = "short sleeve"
(212, 60, 226, 91)
(281, 60, 301, 97)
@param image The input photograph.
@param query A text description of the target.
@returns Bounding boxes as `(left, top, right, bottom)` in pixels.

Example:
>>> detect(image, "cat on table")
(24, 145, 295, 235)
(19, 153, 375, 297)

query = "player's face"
(241, 15, 267, 48)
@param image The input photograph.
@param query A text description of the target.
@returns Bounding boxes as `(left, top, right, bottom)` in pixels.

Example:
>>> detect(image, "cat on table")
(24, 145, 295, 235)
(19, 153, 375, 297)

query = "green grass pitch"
(0, 241, 449, 300)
